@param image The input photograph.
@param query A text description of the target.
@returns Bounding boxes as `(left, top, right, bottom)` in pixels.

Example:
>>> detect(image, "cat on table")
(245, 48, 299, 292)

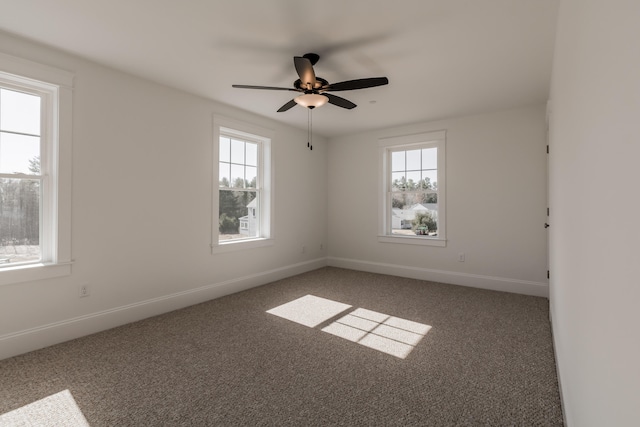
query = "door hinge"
(547, 270, 550, 279)
(546, 145, 549, 154)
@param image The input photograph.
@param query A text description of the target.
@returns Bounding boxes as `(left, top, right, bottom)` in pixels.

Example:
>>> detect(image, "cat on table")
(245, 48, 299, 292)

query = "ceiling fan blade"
(325, 93, 356, 110)
(324, 77, 389, 92)
(294, 56, 317, 89)
(232, 84, 297, 91)
(277, 99, 298, 112)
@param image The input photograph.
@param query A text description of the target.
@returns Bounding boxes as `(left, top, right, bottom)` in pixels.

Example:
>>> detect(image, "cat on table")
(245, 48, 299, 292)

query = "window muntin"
(379, 131, 446, 246)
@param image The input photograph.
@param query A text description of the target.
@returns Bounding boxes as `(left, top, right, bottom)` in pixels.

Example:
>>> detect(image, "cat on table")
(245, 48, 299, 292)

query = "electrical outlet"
(79, 284, 90, 298)
(458, 252, 465, 262)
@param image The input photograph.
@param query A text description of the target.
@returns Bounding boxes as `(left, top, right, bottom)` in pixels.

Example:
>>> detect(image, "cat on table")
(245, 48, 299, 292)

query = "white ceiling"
(0, 0, 559, 138)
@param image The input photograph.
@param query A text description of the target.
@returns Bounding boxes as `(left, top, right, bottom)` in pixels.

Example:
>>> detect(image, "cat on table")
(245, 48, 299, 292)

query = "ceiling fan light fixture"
(294, 93, 328, 109)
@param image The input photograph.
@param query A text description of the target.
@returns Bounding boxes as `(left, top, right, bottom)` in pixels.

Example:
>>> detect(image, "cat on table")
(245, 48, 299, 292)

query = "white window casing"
(0, 52, 73, 285)
(211, 115, 273, 253)
(378, 130, 446, 247)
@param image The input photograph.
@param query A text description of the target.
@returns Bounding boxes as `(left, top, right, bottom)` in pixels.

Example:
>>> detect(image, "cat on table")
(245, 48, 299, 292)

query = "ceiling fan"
(232, 53, 389, 112)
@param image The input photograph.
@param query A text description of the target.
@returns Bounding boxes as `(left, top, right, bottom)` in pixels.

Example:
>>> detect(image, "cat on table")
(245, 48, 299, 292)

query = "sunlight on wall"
(267, 295, 431, 359)
(0, 389, 89, 426)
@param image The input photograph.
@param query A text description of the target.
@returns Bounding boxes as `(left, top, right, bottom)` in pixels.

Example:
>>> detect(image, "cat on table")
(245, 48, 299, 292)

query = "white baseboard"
(0, 258, 327, 361)
(327, 256, 548, 298)
(549, 303, 569, 426)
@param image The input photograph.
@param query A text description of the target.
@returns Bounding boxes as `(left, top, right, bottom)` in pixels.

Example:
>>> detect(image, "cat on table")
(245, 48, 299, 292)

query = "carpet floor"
(0, 267, 564, 426)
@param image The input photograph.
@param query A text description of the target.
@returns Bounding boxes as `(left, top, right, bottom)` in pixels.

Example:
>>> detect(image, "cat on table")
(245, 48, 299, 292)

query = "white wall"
(0, 32, 328, 360)
(327, 105, 549, 296)
(549, 0, 640, 425)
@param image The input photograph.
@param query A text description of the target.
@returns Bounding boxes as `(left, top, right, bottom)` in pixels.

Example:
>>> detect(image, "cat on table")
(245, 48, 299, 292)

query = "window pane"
(406, 149, 421, 170)
(392, 191, 437, 208)
(0, 88, 41, 136)
(391, 151, 405, 172)
(0, 178, 41, 264)
(391, 192, 410, 209)
(390, 197, 438, 237)
(391, 192, 422, 209)
(219, 162, 230, 187)
(230, 164, 244, 187)
(245, 142, 258, 167)
(422, 147, 437, 169)
(391, 172, 405, 191)
(219, 136, 231, 162)
(414, 204, 438, 236)
(0, 132, 40, 174)
(406, 171, 420, 188)
(422, 170, 437, 189)
(230, 139, 244, 164)
(419, 192, 438, 204)
(391, 194, 418, 234)
(245, 166, 257, 188)
(219, 190, 258, 241)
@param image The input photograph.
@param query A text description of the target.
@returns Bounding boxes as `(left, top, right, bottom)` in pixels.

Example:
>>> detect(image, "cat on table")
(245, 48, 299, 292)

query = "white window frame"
(211, 115, 273, 253)
(0, 52, 73, 285)
(378, 130, 446, 247)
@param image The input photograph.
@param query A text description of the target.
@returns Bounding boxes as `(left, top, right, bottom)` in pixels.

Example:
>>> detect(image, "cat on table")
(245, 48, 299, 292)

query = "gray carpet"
(0, 267, 563, 426)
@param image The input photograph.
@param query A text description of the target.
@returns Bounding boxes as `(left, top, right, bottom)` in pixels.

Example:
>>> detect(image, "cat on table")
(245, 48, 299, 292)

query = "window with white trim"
(0, 85, 42, 265)
(0, 52, 73, 284)
(378, 131, 446, 247)
(212, 116, 272, 251)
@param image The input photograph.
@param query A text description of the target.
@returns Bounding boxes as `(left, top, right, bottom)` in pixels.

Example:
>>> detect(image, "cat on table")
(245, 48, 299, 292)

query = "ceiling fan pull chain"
(307, 108, 310, 149)
(307, 111, 311, 148)
(306, 107, 313, 150)
(309, 108, 313, 150)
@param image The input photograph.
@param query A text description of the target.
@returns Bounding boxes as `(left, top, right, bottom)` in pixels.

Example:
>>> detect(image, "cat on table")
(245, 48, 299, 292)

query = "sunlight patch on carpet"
(267, 296, 431, 359)
(266, 294, 352, 327)
(322, 308, 431, 359)
(0, 389, 89, 427)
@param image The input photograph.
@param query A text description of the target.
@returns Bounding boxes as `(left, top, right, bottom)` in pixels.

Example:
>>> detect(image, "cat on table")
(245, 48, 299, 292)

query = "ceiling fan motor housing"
(294, 77, 328, 93)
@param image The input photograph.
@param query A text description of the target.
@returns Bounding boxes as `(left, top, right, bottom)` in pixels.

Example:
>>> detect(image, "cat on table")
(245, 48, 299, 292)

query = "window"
(0, 86, 42, 265)
(0, 52, 73, 285)
(212, 116, 272, 252)
(219, 136, 259, 240)
(378, 130, 446, 246)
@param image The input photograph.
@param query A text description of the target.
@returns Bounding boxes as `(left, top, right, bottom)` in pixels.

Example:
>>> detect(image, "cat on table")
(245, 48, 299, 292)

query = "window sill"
(0, 262, 72, 287)
(378, 235, 447, 247)
(211, 237, 274, 254)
